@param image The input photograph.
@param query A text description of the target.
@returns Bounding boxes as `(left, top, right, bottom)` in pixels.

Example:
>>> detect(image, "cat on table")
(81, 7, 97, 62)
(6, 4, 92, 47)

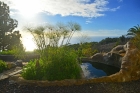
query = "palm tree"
(127, 24, 140, 36)
(127, 24, 140, 50)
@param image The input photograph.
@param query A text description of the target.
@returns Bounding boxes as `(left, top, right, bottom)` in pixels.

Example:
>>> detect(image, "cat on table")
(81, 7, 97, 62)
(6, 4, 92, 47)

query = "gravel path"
(0, 78, 140, 93)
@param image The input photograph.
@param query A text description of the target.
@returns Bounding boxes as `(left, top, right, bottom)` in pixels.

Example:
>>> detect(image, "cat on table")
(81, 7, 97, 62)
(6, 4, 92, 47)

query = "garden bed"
(1, 61, 140, 93)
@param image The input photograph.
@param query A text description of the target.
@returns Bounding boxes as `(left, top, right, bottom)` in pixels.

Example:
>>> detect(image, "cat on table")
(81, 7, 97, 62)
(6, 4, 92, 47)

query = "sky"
(1, 0, 140, 51)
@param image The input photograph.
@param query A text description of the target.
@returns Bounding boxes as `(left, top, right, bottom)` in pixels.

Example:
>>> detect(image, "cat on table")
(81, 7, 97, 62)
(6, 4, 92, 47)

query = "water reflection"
(81, 62, 120, 79)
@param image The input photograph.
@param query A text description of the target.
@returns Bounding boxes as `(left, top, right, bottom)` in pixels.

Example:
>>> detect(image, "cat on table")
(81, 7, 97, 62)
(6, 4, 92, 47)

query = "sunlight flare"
(14, 0, 41, 17)
(22, 37, 36, 51)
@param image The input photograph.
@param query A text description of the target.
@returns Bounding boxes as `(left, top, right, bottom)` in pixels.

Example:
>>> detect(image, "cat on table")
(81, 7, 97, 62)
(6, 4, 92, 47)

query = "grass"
(21, 47, 82, 81)
(0, 60, 7, 73)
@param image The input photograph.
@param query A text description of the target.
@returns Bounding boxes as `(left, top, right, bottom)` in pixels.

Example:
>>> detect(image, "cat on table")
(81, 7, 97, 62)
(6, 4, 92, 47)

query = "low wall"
(0, 55, 40, 62)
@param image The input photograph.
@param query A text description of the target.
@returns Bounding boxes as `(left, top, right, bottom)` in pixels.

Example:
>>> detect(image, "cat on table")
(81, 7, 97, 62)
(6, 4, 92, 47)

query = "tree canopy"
(0, 1, 23, 51)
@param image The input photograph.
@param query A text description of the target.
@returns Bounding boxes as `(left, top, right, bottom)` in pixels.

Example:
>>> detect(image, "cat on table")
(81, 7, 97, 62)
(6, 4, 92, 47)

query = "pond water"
(81, 62, 120, 79)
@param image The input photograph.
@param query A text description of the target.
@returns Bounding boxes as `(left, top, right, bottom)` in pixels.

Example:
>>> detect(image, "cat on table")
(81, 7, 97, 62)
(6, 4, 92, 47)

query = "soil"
(0, 78, 140, 93)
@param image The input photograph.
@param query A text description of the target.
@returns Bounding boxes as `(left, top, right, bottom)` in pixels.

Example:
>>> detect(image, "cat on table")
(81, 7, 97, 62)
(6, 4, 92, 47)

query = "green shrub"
(21, 47, 82, 81)
(0, 60, 7, 73)
(21, 59, 44, 80)
(43, 47, 81, 81)
(0, 50, 15, 55)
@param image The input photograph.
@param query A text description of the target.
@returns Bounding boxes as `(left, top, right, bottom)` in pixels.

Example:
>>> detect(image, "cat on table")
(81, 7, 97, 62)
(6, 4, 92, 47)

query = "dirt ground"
(0, 78, 140, 93)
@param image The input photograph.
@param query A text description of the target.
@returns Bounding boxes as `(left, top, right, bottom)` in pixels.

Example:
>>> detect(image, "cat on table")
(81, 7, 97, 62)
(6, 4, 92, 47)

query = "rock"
(15, 60, 23, 67)
(81, 42, 136, 68)
(0, 67, 22, 81)
(111, 45, 125, 52)
(88, 52, 122, 68)
(90, 53, 104, 62)
(103, 52, 122, 67)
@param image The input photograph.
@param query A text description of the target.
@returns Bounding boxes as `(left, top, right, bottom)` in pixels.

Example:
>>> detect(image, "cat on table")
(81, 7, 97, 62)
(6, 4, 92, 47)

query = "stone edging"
(9, 72, 131, 87)
(9, 74, 108, 86)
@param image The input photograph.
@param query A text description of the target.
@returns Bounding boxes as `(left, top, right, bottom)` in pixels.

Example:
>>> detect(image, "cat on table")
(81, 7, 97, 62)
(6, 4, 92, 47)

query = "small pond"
(81, 62, 120, 79)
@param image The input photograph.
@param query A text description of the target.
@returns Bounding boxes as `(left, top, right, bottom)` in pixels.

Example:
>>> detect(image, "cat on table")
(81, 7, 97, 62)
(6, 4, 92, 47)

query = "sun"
(15, 0, 41, 18)
(22, 36, 36, 51)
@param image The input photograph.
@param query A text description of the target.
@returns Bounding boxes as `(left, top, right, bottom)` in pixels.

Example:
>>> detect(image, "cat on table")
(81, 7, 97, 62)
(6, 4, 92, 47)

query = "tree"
(0, 1, 20, 51)
(119, 35, 125, 42)
(127, 24, 140, 36)
(128, 25, 140, 50)
(6, 31, 23, 50)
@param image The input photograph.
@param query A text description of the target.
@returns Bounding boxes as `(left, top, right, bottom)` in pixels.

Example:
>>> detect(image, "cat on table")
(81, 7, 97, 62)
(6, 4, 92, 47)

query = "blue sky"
(1, 0, 140, 50)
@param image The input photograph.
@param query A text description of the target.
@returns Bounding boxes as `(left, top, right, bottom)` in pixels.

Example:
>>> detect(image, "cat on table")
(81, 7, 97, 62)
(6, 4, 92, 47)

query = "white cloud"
(110, 6, 120, 11)
(118, 0, 123, 2)
(1, 0, 120, 18)
(86, 17, 93, 24)
(74, 29, 127, 37)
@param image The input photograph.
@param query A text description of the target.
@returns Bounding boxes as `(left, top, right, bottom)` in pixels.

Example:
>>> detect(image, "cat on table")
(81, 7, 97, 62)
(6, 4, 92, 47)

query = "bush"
(0, 50, 15, 55)
(43, 47, 81, 81)
(21, 47, 82, 81)
(0, 60, 7, 73)
(21, 59, 44, 80)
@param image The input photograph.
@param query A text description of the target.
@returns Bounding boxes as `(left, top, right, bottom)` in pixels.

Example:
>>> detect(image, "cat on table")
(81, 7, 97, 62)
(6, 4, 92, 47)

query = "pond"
(81, 62, 120, 79)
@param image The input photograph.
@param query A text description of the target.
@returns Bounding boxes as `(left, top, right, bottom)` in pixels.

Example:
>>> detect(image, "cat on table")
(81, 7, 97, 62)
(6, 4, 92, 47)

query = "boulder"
(103, 52, 122, 67)
(81, 42, 134, 68)
(90, 53, 104, 62)
(82, 51, 123, 68)
(15, 60, 23, 67)
(111, 45, 125, 54)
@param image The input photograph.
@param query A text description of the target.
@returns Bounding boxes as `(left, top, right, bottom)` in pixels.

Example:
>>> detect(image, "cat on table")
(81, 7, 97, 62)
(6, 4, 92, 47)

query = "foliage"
(0, 1, 23, 51)
(6, 31, 23, 50)
(119, 35, 126, 43)
(0, 50, 15, 55)
(82, 48, 98, 57)
(127, 25, 140, 50)
(25, 22, 81, 57)
(127, 24, 140, 36)
(43, 47, 81, 81)
(99, 36, 130, 45)
(113, 41, 121, 48)
(0, 45, 26, 59)
(12, 45, 26, 59)
(79, 43, 98, 57)
(21, 59, 44, 80)
(131, 33, 140, 50)
(22, 47, 81, 81)
(0, 60, 7, 73)
(99, 37, 120, 45)
(22, 22, 82, 81)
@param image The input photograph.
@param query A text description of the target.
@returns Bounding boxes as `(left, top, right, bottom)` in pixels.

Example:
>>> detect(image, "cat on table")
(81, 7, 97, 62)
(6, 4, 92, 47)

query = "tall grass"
(43, 47, 81, 81)
(22, 47, 81, 81)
